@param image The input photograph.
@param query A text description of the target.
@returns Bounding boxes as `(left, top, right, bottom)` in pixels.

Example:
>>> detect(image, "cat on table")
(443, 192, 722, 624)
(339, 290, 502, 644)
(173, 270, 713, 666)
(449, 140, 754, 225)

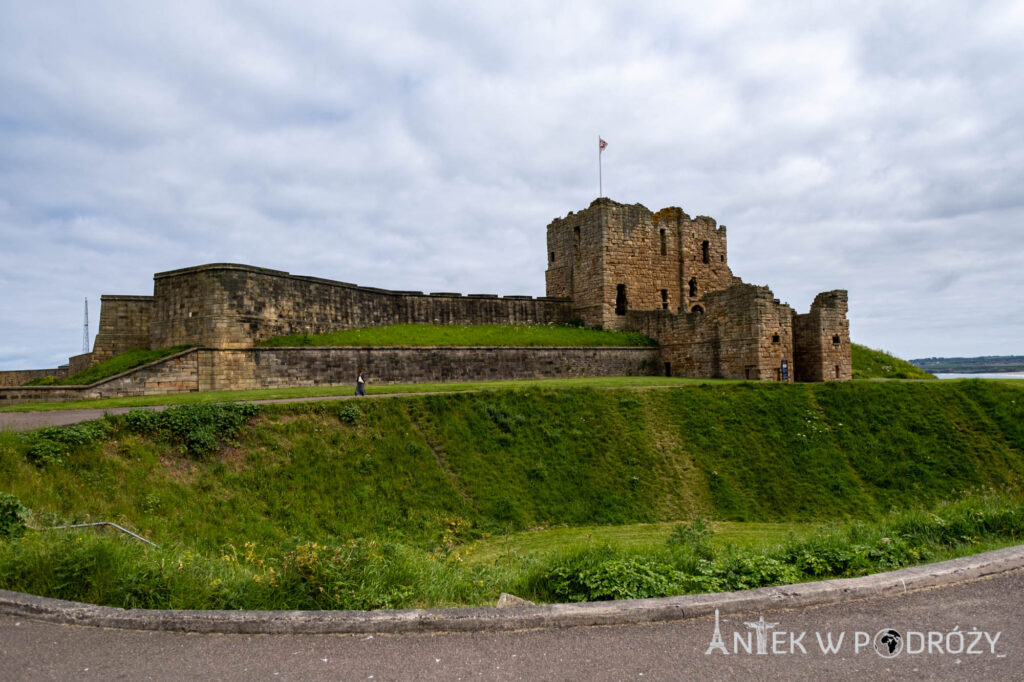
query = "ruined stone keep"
(3, 197, 851, 397)
(545, 198, 851, 382)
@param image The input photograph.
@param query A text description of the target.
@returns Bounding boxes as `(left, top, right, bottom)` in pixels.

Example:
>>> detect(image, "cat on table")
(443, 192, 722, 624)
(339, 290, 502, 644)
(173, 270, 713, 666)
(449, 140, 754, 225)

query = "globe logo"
(874, 628, 904, 658)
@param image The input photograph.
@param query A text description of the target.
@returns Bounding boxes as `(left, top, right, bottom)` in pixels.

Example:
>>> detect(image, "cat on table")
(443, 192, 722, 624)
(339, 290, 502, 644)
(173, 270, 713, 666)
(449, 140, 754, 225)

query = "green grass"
(24, 347, 193, 386)
(3, 380, 1024, 609)
(0, 376, 724, 412)
(459, 521, 821, 566)
(257, 323, 657, 347)
(851, 343, 936, 380)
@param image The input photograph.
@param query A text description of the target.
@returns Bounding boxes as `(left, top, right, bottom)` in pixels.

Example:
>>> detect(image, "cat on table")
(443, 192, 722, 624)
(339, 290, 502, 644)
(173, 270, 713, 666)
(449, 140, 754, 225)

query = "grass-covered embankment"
(257, 323, 656, 347)
(851, 343, 936, 380)
(24, 346, 193, 386)
(1, 379, 1023, 608)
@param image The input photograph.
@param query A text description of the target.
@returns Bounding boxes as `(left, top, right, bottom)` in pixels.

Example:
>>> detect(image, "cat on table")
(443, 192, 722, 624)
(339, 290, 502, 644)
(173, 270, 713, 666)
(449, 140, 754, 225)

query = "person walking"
(355, 370, 366, 396)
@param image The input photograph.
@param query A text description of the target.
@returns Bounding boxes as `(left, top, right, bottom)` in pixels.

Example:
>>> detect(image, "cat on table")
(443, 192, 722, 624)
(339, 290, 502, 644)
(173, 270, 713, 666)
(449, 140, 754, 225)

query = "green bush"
(338, 405, 361, 425)
(123, 403, 259, 459)
(25, 420, 114, 466)
(0, 493, 29, 538)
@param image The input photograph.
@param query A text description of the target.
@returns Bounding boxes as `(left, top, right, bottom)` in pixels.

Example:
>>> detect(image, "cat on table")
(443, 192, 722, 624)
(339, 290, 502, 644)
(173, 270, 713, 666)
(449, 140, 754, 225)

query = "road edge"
(1, 544, 1022, 634)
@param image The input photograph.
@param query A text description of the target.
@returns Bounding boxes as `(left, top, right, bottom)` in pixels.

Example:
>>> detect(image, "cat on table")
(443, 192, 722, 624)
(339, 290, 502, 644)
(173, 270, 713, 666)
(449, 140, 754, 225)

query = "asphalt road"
(1, 569, 1020, 681)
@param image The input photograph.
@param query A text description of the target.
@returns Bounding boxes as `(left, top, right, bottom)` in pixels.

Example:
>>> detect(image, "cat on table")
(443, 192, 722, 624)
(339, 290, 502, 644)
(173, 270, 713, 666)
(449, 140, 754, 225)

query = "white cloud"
(1, 0, 1023, 369)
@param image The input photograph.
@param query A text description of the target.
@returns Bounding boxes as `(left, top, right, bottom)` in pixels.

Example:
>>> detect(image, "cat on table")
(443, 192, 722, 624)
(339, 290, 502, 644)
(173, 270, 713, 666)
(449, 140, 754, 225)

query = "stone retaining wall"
(0, 368, 66, 388)
(0, 346, 662, 406)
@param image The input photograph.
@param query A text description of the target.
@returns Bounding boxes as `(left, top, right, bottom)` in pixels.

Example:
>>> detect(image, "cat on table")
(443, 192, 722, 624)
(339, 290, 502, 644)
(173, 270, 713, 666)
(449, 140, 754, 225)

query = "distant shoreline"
(934, 372, 1024, 380)
(911, 356, 1024, 374)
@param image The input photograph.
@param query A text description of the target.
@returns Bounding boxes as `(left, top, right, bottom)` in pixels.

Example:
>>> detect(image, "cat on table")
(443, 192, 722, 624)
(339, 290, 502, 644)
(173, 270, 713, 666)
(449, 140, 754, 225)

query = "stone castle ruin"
(0, 197, 850, 403)
(546, 198, 851, 382)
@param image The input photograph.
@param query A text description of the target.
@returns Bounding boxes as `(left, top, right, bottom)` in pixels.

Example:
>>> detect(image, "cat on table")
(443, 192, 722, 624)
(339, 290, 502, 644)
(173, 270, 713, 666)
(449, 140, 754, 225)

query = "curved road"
(1, 569, 1020, 681)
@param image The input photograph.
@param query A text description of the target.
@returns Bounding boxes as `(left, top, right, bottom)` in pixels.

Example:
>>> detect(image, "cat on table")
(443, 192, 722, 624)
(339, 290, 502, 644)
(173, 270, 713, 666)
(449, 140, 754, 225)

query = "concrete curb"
(2, 545, 1022, 635)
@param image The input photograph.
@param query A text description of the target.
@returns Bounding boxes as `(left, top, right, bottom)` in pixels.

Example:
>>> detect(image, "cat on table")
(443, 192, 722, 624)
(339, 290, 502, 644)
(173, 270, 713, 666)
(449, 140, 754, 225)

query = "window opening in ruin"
(661, 289, 669, 309)
(615, 284, 627, 315)
(664, 362, 671, 376)
(660, 229, 667, 256)
(775, 368, 781, 381)
(832, 334, 840, 346)
(745, 366, 753, 379)
(702, 240, 710, 264)
(574, 226, 581, 252)
(550, 251, 555, 263)
(772, 333, 780, 343)
(835, 365, 840, 378)
(691, 304, 704, 314)
(721, 255, 725, 262)
(689, 278, 697, 297)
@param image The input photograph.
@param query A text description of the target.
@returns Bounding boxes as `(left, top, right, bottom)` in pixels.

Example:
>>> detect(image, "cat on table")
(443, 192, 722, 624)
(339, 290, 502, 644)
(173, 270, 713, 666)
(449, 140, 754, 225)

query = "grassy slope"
(2, 381, 1022, 554)
(24, 347, 193, 386)
(257, 323, 656, 347)
(851, 343, 936, 380)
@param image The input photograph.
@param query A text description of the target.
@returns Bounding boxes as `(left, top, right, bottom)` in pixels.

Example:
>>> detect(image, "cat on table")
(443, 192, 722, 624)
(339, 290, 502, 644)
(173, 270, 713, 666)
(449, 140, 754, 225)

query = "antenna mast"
(82, 298, 90, 353)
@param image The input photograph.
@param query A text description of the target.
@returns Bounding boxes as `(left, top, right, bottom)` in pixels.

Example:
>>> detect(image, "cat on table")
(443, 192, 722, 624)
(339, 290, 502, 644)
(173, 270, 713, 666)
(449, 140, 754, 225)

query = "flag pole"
(598, 136, 603, 198)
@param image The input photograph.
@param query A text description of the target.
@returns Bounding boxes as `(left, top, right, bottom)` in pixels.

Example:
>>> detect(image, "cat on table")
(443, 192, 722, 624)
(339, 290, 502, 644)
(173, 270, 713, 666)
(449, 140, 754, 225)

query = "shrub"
(121, 403, 259, 459)
(0, 493, 29, 538)
(25, 420, 114, 466)
(667, 518, 714, 561)
(338, 405, 361, 425)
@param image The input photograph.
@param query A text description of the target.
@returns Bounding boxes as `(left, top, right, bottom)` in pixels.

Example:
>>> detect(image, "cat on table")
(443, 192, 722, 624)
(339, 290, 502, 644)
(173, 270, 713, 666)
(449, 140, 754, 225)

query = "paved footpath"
(0, 569, 1020, 681)
(0, 393, 427, 432)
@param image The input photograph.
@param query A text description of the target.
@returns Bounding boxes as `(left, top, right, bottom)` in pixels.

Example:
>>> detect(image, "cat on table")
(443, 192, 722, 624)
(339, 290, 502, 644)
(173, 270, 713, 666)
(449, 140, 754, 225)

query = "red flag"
(599, 138, 608, 151)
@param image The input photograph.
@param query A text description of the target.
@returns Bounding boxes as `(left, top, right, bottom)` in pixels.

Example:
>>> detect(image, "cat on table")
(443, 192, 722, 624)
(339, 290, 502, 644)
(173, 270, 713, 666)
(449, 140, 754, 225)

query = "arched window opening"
(691, 304, 704, 314)
(702, 240, 710, 264)
(660, 289, 669, 310)
(688, 278, 698, 297)
(615, 284, 627, 315)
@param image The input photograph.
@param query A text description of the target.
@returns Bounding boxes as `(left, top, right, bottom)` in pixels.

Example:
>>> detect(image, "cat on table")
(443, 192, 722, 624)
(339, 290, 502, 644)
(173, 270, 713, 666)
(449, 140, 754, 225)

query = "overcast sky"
(2, 1, 1022, 370)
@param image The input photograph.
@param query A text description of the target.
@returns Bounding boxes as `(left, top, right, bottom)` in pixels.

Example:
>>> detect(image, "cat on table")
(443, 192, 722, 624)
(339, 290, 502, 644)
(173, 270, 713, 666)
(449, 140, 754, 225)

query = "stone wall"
(793, 290, 852, 381)
(92, 295, 154, 361)
(0, 350, 199, 406)
(0, 368, 66, 387)
(545, 199, 736, 330)
(145, 264, 573, 351)
(628, 284, 795, 380)
(0, 346, 661, 406)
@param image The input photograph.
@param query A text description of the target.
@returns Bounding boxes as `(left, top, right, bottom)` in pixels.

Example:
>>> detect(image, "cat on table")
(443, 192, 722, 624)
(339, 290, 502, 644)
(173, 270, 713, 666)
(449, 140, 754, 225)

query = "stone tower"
(545, 198, 736, 329)
(545, 197, 852, 381)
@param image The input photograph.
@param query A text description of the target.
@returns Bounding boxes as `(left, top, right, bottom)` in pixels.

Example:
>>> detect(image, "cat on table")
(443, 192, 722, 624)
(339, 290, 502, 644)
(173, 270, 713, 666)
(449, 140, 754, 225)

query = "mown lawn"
(256, 323, 656, 348)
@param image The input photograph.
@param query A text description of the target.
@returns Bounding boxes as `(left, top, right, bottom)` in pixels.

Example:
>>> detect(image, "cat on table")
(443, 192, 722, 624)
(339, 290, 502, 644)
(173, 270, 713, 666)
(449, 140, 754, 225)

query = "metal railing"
(45, 522, 158, 547)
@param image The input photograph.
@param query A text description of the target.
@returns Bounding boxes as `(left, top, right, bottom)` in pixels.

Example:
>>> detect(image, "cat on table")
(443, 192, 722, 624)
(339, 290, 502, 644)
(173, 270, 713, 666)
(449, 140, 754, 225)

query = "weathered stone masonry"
(0, 196, 852, 402)
(0, 346, 660, 405)
(545, 198, 851, 382)
(93, 264, 573, 358)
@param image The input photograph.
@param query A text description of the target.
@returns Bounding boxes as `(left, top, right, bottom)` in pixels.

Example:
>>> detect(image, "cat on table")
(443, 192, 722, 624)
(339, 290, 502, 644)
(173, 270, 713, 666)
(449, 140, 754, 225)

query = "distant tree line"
(910, 356, 1024, 373)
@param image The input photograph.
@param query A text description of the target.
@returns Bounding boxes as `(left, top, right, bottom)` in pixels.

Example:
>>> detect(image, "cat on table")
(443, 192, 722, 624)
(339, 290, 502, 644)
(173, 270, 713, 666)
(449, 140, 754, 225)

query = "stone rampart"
(0, 368, 66, 387)
(0, 346, 662, 406)
(0, 349, 199, 406)
(92, 295, 154, 362)
(627, 283, 796, 380)
(142, 264, 573, 352)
